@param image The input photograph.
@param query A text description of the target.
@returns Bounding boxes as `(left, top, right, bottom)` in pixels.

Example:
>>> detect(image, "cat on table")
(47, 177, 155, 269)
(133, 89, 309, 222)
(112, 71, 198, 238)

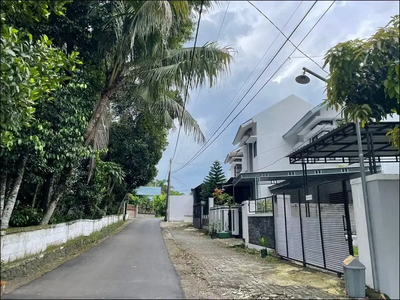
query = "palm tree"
(84, 0, 233, 149)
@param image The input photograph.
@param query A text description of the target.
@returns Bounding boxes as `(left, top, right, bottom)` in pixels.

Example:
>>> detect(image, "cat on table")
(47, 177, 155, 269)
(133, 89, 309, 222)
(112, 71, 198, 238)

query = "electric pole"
(164, 159, 172, 222)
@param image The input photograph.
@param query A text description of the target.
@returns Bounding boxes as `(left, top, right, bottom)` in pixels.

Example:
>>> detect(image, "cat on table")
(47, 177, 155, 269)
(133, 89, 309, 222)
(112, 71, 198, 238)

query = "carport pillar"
(356, 122, 379, 291)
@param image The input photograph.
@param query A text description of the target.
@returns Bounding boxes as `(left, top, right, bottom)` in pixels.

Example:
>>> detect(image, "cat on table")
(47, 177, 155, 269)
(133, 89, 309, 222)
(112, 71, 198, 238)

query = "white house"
(225, 94, 346, 198)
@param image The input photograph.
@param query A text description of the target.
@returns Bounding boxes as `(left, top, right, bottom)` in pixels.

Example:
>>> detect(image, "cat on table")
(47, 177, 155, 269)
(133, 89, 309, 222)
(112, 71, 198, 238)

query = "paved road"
(4, 219, 184, 299)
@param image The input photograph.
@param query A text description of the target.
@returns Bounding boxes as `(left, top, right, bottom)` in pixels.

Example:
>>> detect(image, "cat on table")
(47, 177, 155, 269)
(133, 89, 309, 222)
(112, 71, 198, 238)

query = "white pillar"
(242, 201, 249, 246)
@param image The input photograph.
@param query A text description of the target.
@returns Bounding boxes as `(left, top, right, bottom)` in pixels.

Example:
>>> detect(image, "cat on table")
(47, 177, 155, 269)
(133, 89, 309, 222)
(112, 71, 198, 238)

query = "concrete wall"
(168, 195, 193, 222)
(1, 215, 123, 264)
(350, 174, 399, 299)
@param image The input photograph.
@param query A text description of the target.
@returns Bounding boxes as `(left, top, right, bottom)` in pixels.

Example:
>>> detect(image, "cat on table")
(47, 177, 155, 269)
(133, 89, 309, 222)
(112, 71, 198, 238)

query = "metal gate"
(274, 180, 354, 274)
(193, 203, 202, 229)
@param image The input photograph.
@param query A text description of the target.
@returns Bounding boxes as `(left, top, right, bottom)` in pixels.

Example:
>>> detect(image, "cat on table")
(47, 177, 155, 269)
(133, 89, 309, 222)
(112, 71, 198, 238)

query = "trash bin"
(343, 255, 366, 298)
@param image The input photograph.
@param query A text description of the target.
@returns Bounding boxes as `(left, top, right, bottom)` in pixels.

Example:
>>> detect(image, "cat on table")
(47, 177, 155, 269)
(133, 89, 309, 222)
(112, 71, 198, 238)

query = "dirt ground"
(161, 222, 350, 299)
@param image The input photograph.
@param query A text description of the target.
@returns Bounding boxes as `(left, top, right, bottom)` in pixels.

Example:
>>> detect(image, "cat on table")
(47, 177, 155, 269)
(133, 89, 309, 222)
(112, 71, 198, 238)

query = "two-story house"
(224, 94, 347, 200)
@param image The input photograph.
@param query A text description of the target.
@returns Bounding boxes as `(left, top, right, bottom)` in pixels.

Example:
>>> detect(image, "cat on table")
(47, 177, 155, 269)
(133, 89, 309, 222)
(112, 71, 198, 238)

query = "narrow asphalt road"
(4, 219, 184, 299)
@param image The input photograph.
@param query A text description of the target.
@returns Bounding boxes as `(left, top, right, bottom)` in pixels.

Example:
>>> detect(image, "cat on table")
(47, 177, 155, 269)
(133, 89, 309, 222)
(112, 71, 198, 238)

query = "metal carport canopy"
(287, 122, 399, 164)
(231, 166, 373, 186)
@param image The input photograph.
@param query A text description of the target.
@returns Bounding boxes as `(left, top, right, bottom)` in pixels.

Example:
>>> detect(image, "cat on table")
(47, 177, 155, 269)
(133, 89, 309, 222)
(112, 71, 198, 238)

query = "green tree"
(200, 161, 226, 201)
(323, 15, 399, 149)
(82, 1, 233, 149)
(0, 2, 84, 228)
(153, 194, 166, 217)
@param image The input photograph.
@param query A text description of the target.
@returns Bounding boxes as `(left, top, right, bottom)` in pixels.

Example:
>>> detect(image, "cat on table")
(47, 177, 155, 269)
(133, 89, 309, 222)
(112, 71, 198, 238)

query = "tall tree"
(323, 15, 399, 149)
(200, 161, 226, 201)
(83, 1, 233, 149)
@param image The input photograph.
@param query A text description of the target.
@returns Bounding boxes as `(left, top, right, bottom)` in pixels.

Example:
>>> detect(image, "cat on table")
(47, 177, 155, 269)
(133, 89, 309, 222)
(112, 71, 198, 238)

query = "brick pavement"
(166, 226, 347, 299)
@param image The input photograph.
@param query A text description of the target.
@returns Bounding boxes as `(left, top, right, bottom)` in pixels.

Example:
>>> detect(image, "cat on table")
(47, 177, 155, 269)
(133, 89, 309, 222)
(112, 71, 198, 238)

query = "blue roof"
(136, 186, 162, 196)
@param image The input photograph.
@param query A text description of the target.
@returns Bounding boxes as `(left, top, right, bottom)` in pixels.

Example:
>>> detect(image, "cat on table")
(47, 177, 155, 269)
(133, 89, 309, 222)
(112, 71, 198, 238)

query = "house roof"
(224, 147, 243, 164)
(283, 104, 325, 139)
(136, 186, 161, 196)
(232, 119, 254, 146)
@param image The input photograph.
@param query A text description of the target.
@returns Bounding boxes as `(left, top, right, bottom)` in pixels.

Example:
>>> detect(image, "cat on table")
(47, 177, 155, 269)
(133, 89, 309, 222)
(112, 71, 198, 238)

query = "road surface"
(4, 219, 184, 299)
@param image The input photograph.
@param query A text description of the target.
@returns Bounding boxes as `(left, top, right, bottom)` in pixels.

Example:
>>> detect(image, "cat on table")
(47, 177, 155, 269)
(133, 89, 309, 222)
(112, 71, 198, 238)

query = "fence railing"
(248, 196, 274, 214)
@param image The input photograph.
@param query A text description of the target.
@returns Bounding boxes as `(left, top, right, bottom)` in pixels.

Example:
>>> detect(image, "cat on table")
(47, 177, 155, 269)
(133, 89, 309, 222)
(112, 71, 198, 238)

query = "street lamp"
(295, 67, 379, 291)
(295, 67, 326, 84)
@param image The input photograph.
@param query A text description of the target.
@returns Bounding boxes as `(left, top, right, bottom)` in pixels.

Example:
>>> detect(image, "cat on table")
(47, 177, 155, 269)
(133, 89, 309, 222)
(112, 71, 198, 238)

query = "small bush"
(10, 205, 43, 227)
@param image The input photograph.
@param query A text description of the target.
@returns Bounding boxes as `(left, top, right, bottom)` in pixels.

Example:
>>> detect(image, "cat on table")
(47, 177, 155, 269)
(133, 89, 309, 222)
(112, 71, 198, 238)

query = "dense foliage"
(0, 0, 233, 229)
(324, 15, 399, 149)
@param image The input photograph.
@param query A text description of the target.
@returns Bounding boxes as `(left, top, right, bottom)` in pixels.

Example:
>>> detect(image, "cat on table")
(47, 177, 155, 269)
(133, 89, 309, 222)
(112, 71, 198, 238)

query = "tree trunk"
(32, 182, 41, 208)
(1, 155, 28, 229)
(40, 195, 60, 225)
(0, 172, 7, 218)
(42, 173, 55, 211)
(84, 92, 111, 145)
(40, 166, 73, 225)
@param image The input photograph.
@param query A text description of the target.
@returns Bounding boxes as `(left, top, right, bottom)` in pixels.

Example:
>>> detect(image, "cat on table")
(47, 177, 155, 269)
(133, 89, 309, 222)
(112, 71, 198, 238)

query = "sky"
(155, 1, 400, 194)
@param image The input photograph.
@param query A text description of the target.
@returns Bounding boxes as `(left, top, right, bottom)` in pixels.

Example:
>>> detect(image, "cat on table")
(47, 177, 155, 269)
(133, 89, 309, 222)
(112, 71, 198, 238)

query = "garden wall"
(0, 215, 123, 263)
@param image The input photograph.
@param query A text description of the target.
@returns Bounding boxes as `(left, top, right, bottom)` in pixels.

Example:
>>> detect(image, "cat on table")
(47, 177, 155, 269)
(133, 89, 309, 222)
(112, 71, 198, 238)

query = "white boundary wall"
(168, 195, 193, 222)
(1, 215, 123, 263)
(351, 174, 399, 299)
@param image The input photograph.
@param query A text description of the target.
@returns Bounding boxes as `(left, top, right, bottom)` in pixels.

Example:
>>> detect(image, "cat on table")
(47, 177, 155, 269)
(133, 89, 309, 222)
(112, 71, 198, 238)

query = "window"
(248, 143, 253, 172)
(234, 164, 242, 177)
(253, 141, 257, 158)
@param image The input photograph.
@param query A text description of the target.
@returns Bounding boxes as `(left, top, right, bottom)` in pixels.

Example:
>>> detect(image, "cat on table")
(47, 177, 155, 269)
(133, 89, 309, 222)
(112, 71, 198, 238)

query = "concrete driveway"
(4, 219, 184, 299)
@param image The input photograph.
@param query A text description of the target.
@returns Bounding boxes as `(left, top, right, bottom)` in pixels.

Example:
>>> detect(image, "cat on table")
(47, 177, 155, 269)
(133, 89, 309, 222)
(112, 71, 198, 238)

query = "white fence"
(208, 205, 240, 235)
(209, 206, 230, 232)
(0, 215, 124, 263)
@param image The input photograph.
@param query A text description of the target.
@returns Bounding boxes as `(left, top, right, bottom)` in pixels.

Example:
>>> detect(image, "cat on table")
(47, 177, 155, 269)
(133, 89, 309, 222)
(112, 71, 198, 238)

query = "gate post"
(317, 185, 327, 269)
(342, 180, 354, 256)
(298, 189, 306, 267)
(283, 193, 289, 258)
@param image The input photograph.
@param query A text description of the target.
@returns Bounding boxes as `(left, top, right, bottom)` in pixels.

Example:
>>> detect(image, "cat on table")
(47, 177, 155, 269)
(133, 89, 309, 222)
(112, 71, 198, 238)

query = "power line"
(171, 174, 192, 189)
(290, 55, 325, 59)
(171, 0, 204, 160)
(174, 1, 315, 173)
(205, 1, 304, 141)
(216, 2, 230, 41)
(173, 1, 319, 174)
(174, 0, 336, 174)
(247, 0, 329, 75)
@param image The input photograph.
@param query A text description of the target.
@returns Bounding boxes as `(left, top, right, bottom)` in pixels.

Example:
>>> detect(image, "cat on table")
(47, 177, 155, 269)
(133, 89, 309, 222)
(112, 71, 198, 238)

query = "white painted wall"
(250, 95, 312, 172)
(350, 174, 399, 299)
(0, 215, 124, 264)
(168, 195, 193, 222)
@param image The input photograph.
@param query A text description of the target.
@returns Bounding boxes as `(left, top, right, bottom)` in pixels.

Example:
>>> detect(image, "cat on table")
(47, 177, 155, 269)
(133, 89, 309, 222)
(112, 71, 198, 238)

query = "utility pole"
(164, 159, 172, 222)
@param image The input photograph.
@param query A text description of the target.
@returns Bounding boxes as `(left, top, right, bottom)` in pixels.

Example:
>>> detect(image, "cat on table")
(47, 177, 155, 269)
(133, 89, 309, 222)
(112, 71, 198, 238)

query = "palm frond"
(137, 42, 234, 93)
(125, 85, 205, 143)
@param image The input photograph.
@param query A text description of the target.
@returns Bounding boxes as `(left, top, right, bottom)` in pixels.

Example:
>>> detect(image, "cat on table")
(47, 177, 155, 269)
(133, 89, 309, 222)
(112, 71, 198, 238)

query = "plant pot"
(211, 232, 218, 239)
(217, 232, 231, 239)
(261, 249, 268, 258)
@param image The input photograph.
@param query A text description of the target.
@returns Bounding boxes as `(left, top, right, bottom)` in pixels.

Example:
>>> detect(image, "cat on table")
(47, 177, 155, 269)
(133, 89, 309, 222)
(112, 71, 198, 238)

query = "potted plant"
(260, 236, 268, 258)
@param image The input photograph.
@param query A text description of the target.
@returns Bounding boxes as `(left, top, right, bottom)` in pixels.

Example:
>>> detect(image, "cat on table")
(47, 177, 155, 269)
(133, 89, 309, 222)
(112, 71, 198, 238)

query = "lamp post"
(295, 67, 379, 291)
